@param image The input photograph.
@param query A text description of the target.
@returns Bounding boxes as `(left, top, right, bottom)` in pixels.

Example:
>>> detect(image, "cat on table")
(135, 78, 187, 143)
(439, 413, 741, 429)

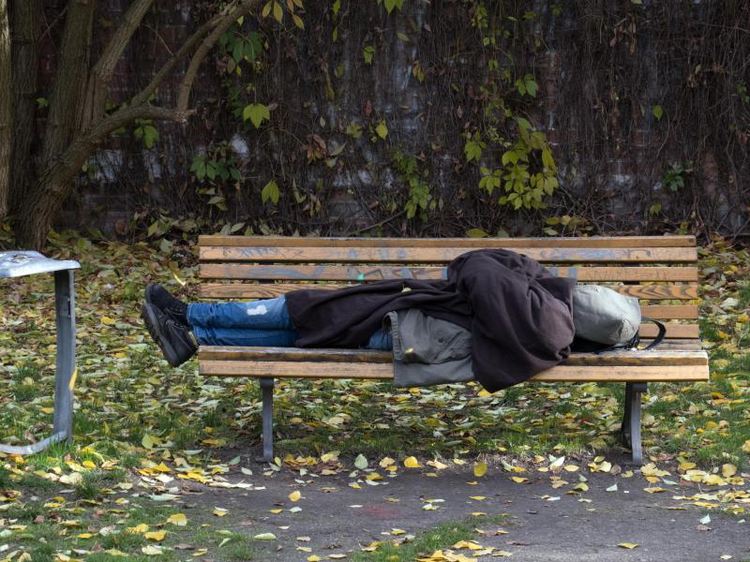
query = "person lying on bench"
(141, 286, 393, 367)
(141, 249, 646, 391)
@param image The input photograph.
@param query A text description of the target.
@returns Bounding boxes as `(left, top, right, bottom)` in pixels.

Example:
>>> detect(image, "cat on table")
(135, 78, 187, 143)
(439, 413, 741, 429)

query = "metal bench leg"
(620, 382, 646, 465)
(53, 270, 76, 442)
(257, 378, 274, 463)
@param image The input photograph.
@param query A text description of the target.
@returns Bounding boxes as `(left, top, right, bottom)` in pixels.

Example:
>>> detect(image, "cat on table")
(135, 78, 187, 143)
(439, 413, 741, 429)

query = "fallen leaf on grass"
(404, 456, 421, 468)
(167, 513, 187, 526)
(254, 533, 277, 540)
(474, 462, 487, 477)
(145, 531, 165, 541)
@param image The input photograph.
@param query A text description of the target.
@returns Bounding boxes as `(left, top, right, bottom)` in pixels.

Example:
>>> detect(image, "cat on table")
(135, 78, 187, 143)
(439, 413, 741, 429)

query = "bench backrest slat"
(199, 264, 698, 282)
(199, 235, 697, 248)
(199, 245, 697, 263)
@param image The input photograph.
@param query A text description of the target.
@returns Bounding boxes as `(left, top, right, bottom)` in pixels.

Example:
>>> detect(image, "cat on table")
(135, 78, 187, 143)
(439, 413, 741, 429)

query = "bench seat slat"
(199, 265, 699, 282)
(199, 346, 708, 366)
(200, 246, 697, 264)
(199, 360, 709, 382)
(200, 282, 700, 301)
(199, 235, 697, 248)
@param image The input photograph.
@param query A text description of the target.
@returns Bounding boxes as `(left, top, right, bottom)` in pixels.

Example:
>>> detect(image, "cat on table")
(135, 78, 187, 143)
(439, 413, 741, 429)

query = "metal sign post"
(0, 251, 80, 455)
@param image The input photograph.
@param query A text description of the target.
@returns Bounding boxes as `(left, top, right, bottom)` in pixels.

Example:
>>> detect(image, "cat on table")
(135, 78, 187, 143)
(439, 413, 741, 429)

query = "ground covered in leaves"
(0, 229, 749, 561)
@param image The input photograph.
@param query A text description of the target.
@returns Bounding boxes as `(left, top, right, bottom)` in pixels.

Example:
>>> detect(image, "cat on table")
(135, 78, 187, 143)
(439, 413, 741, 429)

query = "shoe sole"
(141, 303, 181, 367)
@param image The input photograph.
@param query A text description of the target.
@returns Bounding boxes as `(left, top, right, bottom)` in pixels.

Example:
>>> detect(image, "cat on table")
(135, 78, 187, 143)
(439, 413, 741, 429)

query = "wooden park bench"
(196, 235, 709, 464)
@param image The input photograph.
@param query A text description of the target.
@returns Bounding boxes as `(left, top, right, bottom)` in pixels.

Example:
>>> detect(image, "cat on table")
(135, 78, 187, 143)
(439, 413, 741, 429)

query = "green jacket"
(383, 309, 474, 387)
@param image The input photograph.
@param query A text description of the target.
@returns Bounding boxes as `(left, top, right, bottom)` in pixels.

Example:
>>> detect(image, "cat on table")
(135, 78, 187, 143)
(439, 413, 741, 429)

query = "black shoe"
(141, 303, 197, 367)
(145, 283, 188, 327)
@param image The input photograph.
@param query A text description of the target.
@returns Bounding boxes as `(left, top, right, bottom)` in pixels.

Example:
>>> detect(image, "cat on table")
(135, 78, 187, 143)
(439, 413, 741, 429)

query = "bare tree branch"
(81, 0, 154, 130)
(129, 5, 234, 108)
(177, 0, 261, 112)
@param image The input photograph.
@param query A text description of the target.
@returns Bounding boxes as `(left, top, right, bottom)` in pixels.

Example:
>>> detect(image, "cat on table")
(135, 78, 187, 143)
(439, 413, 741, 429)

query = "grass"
(350, 515, 510, 562)
(74, 467, 128, 499)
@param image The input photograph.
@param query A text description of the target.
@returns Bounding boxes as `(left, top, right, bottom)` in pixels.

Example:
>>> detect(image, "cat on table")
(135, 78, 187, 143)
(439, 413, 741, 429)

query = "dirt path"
(186, 462, 750, 561)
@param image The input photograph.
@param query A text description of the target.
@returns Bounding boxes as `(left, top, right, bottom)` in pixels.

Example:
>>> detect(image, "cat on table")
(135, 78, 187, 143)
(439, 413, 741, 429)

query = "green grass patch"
(350, 515, 509, 562)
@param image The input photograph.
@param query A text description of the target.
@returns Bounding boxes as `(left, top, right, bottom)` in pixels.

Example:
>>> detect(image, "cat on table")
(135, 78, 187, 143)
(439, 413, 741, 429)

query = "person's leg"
(364, 329, 393, 350)
(193, 326, 299, 347)
(187, 296, 295, 331)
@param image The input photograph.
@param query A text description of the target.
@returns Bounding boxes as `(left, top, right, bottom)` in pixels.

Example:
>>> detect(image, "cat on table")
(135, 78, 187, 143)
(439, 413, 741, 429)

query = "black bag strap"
(641, 317, 666, 351)
(590, 318, 666, 354)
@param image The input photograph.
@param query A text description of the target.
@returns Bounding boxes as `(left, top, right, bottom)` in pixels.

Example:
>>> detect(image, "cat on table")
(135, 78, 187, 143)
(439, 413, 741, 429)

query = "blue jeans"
(187, 296, 392, 350)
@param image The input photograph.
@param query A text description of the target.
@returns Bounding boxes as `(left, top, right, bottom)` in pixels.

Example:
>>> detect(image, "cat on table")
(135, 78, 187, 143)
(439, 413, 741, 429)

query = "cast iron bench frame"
(196, 235, 709, 465)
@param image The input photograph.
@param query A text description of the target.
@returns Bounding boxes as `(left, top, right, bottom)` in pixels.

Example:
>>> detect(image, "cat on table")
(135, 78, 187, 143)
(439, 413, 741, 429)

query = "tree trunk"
(15, 0, 95, 249)
(9, 0, 41, 216)
(0, 0, 11, 220)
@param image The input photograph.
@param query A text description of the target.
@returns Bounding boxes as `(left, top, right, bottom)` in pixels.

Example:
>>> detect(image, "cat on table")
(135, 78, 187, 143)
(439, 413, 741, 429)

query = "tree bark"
(41, 0, 96, 166)
(0, 0, 11, 219)
(8, 0, 41, 216)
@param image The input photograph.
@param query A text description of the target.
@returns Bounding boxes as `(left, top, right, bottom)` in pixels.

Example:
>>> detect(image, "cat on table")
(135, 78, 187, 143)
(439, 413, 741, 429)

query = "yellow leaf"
(469, 496, 486, 501)
(213, 507, 228, 517)
(391, 528, 406, 536)
(453, 540, 482, 550)
(375, 120, 388, 139)
(262, 1, 272, 18)
(76, 533, 94, 539)
(473, 462, 487, 477)
(254, 532, 277, 540)
(101, 316, 116, 325)
(644, 487, 666, 493)
(722, 464, 737, 478)
(320, 451, 339, 462)
(141, 545, 162, 556)
(307, 556, 321, 562)
(379, 457, 395, 467)
(126, 524, 149, 534)
(573, 483, 588, 492)
(289, 491, 301, 502)
(145, 531, 166, 541)
(742, 440, 750, 454)
(404, 456, 421, 468)
(269, 509, 283, 514)
(273, 1, 283, 22)
(141, 434, 155, 449)
(510, 477, 528, 484)
(618, 543, 639, 549)
(167, 513, 187, 526)
(82, 460, 96, 469)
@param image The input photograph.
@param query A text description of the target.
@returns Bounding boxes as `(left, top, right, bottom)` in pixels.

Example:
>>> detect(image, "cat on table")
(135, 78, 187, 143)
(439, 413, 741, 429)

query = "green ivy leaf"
(363, 45, 375, 65)
(243, 103, 271, 129)
(524, 75, 539, 97)
(261, 180, 280, 204)
(652, 105, 664, 120)
(464, 140, 483, 163)
(384, 0, 404, 14)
